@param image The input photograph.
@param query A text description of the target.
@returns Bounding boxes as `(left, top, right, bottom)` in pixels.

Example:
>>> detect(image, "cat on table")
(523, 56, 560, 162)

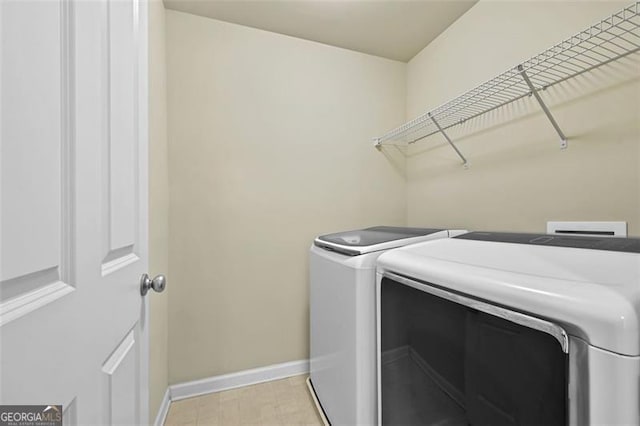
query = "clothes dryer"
(376, 232, 640, 425)
(309, 226, 465, 425)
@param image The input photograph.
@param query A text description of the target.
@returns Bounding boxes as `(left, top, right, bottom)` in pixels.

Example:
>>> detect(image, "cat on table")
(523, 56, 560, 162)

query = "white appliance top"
(376, 232, 640, 356)
(314, 226, 451, 256)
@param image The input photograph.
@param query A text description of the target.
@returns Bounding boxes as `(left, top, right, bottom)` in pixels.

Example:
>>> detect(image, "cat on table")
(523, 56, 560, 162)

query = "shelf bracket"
(518, 65, 568, 149)
(428, 112, 468, 167)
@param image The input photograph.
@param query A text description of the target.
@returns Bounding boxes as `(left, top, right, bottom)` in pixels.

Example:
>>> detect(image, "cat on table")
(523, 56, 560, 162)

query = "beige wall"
(156, 0, 640, 400)
(149, 0, 170, 419)
(166, 10, 407, 383)
(406, 1, 640, 235)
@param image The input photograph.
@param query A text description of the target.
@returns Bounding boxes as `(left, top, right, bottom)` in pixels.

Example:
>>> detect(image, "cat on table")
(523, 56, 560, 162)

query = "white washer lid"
(377, 232, 640, 356)
(314, 226, 447, 256)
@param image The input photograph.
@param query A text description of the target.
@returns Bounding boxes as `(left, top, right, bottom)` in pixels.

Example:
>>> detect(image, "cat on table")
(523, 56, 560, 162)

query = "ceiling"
(163, 0, 478, 62)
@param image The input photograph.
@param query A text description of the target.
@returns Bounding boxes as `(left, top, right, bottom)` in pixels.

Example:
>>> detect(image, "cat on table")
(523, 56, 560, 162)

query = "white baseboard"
(168, 359, 310, 402)
(153, 388, 171, 426)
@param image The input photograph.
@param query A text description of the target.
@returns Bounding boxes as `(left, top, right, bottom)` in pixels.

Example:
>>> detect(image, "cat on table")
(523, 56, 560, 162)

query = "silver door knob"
(140, 273, 166, 296)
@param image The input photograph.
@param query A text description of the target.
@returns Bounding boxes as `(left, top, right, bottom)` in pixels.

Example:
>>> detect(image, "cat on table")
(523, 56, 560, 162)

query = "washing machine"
(376, 231, 640, 426)
(309, 226, 466, 425)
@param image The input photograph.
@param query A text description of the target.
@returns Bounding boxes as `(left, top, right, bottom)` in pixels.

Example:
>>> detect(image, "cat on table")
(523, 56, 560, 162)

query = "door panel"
(0, 0, 149, 424)
(0, 0, 74, 324)
(104, 0, 138, 272)
(102, 329, 139, 425)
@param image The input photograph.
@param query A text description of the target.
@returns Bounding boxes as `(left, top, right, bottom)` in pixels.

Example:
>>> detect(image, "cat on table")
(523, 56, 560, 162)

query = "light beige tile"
(196, 414, 220, 426)
(259, 415, 281, 426)
(270, 378, 290, 391)
(239, 390, 261, 407)
(297, 391, 316, 406)
(273, 387, 297, 403)
(197, 394, 220, 420)
(219, 387, 243, 402)
(276, 399, 300, 417)
(169, 398, 199, 414)
(164, 415, 197, 426)
(195, 392, 220, 407)
(219, 399, 241, 424)
(197, 406, 219, 420)
(253, 390, 277, 406)
(239, 406, 262, 424)
(241, 383, 262, 394)
(303, 408, 323, 425)
(165, 375, 324, 426)
(165, 401, 198, 424)
(287, 375, 307, 385)
(280, 410, 315, 426)
(258, 403, 278, 417)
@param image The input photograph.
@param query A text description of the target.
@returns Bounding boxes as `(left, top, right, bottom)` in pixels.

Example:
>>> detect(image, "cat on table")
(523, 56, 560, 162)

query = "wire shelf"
(374, 2, 640, 160)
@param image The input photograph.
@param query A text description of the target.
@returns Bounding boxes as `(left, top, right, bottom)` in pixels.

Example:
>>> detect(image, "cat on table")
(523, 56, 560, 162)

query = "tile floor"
(164, 375, 324, 426)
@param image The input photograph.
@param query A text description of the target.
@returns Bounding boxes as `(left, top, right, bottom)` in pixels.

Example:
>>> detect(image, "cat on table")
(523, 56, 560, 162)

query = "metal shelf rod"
(428, 113, 468, 166)
(518, 65, 568, 149)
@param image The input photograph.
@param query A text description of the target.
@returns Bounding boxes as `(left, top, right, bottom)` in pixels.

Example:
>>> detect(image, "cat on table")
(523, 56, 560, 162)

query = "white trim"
(169, 359, 310, 401)
(153, 388, 171, 426)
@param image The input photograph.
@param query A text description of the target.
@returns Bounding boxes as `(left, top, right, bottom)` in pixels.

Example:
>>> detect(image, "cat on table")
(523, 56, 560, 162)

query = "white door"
(0, 0, 151, 424)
